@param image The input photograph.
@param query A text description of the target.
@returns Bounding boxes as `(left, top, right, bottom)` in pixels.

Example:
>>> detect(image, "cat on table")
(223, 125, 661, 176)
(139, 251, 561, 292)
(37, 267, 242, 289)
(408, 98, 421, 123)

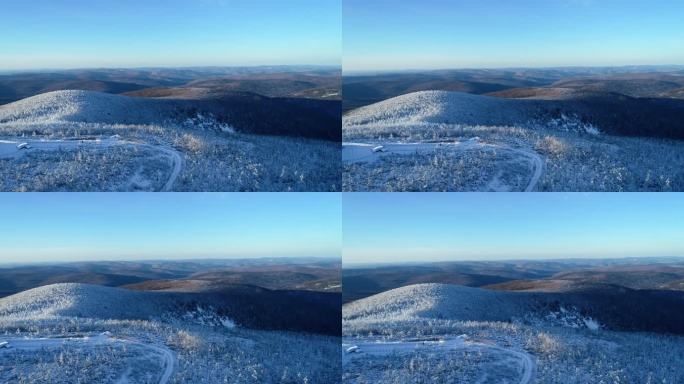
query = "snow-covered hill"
(344, 91, 540, 128)
(0, 283, 177, 321)
(343, 283, 527, 323)
(0, 90, 177, 126)
(0, 282, 342, 335)
(343, 283, 598, 334)
(344, 282, 684, 335)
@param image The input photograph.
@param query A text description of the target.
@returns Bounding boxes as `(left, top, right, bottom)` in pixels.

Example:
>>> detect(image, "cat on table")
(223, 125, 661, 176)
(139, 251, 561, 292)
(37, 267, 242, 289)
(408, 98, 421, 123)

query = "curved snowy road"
(0, 137, 183, 191)
(475, 343, 535, 384)
(0, 333, 176, 384)
(506, 146, 543, 192)
(144, 144, 183, 192)
(342, 140, 544, 192)
(343, 337, 535, 384)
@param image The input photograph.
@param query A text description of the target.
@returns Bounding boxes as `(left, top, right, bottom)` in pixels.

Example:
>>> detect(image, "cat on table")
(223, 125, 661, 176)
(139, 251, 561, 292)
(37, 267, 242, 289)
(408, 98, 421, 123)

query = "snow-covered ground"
(343, 90, 684, 192)
(343, 140, 482, 164)
(343, 337, 534, 384)
(0, 137, 183, 191)
(0, 333, 176, 384)
(0, 90, 339, 191)
(343, 139, 542, 191)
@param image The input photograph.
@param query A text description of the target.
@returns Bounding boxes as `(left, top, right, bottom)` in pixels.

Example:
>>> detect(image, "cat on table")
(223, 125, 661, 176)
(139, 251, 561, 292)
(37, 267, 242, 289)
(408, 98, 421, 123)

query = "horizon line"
(0, 255, 341, 268)
(343, 63, 684, 75)
(0, 63, 343, 74)
(343, 255, 684, 268)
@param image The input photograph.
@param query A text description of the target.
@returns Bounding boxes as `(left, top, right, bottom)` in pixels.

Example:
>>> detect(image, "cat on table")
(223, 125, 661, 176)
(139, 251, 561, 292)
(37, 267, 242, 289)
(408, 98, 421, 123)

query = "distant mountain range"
(0, 258, 341, 299)
(343, 66, 684, 111)
(0, 66, 341, 106)
(343, 258, 684, 303)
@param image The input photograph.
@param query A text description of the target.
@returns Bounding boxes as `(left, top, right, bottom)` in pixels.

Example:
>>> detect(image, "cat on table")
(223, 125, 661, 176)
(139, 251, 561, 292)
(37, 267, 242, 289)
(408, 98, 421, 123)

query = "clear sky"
(343, 193, 684, 264)
(0, 193, 341, 264)
(0, 0, 341, 70)
(344, 0, 684, 72)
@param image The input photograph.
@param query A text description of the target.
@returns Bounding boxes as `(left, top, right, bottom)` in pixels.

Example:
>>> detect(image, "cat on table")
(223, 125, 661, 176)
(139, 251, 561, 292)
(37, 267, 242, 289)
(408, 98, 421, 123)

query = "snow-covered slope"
(0, 90, 177, 125)
(0, 283, 174, 320)
(343, 283, 529, 323)
(0, 283, 341, 335)
(343, 91, 541, 127)
(342, 283, 619, 331)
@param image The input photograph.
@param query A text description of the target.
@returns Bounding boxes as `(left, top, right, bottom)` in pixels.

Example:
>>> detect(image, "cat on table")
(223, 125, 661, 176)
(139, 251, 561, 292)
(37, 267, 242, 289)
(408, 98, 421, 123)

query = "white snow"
(346, 345, 359, 354)
(542, 306, 603, 331)
(583, 317, 601, 331)
(182, 305, 237, 329)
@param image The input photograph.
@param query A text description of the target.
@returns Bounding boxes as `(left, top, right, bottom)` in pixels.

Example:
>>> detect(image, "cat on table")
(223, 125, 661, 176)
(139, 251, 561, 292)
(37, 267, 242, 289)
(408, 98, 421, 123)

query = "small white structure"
(372, 146, 385, 153)
(16, 143, 30, 150)
(346, 346, 360, 354)
(0, 341, 10, 349)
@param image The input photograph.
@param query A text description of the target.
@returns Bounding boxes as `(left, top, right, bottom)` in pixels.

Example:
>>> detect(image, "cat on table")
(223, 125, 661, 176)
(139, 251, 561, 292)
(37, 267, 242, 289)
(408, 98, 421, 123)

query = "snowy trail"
(343, 337, 535, 384)
(142, 342, 176, 384)
(0, 333, 176, 384)
(342, 140, 543, 192)
(507, 146, 543, 192)
(342, 141, 484, 164)
(148, 144, 183, 192)
(0, 137, 183, 192)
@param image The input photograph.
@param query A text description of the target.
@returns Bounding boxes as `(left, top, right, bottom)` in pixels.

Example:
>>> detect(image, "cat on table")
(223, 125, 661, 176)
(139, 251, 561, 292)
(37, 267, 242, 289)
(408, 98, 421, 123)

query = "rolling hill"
(486, 265, 684, 292)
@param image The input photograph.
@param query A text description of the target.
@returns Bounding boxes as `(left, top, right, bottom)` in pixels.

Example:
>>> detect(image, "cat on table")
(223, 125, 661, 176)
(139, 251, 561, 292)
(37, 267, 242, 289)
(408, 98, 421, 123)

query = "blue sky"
(0, 193, 341, 264)
(344, 0, 684, 71)
(0, 0, 341, 70)
(343, 193, 684, 264)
